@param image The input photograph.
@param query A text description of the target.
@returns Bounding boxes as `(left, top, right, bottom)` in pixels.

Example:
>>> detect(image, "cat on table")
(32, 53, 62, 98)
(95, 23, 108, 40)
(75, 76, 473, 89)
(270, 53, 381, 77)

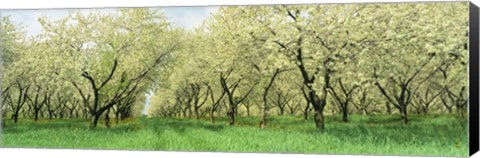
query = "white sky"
(1, 6, 219, 36)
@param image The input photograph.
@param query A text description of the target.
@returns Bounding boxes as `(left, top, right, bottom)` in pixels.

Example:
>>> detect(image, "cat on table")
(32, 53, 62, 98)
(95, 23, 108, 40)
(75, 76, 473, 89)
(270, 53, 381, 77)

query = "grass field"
(0, 115, 468, 157)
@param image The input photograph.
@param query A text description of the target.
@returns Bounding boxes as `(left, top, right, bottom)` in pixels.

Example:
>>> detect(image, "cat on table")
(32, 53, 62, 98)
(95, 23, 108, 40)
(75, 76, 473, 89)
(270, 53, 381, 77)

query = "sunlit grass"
(0, 114, 468, 157)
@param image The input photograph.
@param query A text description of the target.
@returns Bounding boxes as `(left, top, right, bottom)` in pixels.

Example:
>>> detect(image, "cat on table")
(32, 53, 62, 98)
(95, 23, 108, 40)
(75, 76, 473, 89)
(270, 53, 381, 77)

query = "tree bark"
(313, 110, 325, 129)
(105, 108, 111, 128)
(90, 114, 100, 129)
(258, 68, 281, 128)
(194, 109, 200, 120)
(219, 69, 256, 126)
(228, 109, 235, 126)
(400, 105, 408, 124)
(386, 102, 392, 114)
(210, 110, 215, 123)
(342, 104, 348, 122)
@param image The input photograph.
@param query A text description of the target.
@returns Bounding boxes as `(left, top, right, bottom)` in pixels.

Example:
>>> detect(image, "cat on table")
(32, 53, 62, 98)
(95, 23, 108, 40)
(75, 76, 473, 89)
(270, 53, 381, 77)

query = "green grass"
(0, 115, 468, 157)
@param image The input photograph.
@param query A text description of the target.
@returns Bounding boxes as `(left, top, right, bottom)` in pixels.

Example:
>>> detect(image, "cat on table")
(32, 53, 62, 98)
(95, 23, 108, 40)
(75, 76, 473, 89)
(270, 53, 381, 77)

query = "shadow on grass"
(140, 118, 226, 134)
(2, 118, 90, 134)
(2, 117, 230, 135)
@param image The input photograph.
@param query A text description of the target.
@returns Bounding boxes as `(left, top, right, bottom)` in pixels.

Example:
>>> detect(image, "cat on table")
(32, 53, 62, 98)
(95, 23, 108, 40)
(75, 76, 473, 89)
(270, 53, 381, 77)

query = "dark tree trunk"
(227, 106, 235, 126)
(182, 109, 187, 118)
(422, 105, 429, 115)
(191, 83, 209, 121)
(205, 83, 226, 124)
(9, 82, 30, 123)
(400, 105, 408, 124)
(309, 70, 329, 130)
(259, 114, 267, 129)
(458, 107, 465, 119)
(45, 95, 53, 120)
(303, 106, 309, 120)
(313, 111, 325, 129)
(33, 109, 39, 121)
(74, 59, 153, 129)
(234, 106, 239, 117)
(328, 79, 357, 123)
(342, 104, 348, 122)
(69, 109, 75, 119)
(90, 114, 100, 129)
(105, 108, 111, 128)
(195, 108, 200, 120)
(12, 113, 18, 123)
(386, 102, 392, 114)
(258, 68, 282, 127)
(301, 88, 311, 120)
(75, 110, 79, 118)
(261, 93, 269, 127)
(228, 109, 235, 126)
(84, 110, 89, 119)
(40, 109, 45, 119)
(219, 69, 256, 126)
(373, 55, 437, 124)
(48, 109, 53, 120)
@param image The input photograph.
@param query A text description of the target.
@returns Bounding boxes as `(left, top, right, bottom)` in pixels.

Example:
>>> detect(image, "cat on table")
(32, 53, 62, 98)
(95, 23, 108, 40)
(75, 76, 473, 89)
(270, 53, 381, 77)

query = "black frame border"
(469, 2, 479, 156)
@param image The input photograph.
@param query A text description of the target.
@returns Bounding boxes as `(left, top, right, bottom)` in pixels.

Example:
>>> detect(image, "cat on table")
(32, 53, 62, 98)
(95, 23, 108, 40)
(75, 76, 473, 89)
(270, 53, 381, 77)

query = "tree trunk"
(84, 110, 88, 119)
(386, 102, 392, 114)
(228, 109, 235, 126)
(400, 105, 408, 124)
(311, 92, 326, 129)
(234, 106, 239, 117)
(259, 114, 266, 129)
(33, 108, 39, 121)
(257, 68, 281, 128)
(90, 114, 100, 129)
(40, 109, 45, 118)
(303, 104, 309, 120)
(342, 104, 348, 123)
(447, 107, 453, 113)
(422, 105, 429, 115)
(457, 106, 465, 119)
(195, 108, 200, 120)
(182, 110, 187, 118)
(69, 109, 75, 119)
(115, 111, 120, 124)
(48, 110, 53, 120)
(105, 108, 111, 128)
(313, 111, 324, 129)
(188, 107, 192, 119)
(210, 110, 215, 123)
(12, 113, 18, 123)
(260, 94, 269, 128)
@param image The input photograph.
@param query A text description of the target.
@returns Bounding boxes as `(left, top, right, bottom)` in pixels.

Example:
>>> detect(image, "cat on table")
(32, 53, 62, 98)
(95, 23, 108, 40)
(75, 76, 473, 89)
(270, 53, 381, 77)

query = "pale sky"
(1, 6, 218, 36)
(1, 7, 218, 115)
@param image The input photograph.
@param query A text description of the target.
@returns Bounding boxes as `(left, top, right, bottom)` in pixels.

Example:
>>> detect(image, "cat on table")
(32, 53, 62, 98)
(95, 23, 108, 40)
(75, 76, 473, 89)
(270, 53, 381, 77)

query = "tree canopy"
(1, 2, 469, 129)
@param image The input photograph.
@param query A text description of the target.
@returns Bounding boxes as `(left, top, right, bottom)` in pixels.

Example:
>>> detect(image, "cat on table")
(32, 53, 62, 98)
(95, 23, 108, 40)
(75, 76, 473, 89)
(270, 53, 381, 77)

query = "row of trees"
(149, 2, 469, 129)
(1, 9, 183, 128)
(1, 2, 469, 130)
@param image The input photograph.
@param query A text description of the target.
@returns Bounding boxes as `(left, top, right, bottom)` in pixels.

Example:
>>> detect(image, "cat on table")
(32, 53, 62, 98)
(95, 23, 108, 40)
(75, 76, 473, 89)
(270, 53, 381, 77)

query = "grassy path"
(1, 115, 468, 157)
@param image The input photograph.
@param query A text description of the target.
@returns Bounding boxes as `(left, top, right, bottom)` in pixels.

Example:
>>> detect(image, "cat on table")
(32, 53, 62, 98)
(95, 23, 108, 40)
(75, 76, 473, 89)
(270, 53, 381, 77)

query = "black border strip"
(469, 2, 479, 156)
